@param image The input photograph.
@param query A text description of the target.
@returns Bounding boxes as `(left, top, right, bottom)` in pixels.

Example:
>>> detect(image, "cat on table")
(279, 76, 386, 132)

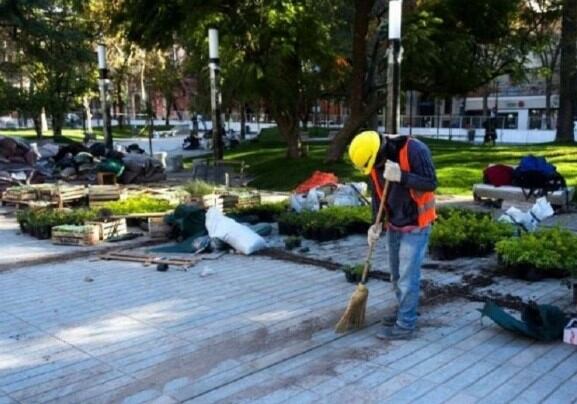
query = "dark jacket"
(370, 136, 437, 228)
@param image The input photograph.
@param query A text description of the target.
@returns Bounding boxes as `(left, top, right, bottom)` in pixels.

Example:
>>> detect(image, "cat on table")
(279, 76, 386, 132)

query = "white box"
(564, 319, 577, 345)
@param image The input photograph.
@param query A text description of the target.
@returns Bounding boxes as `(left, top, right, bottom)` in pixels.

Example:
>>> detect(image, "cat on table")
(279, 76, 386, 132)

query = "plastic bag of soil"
(165, 204, 207, 239)
(97, 159, 125, 176)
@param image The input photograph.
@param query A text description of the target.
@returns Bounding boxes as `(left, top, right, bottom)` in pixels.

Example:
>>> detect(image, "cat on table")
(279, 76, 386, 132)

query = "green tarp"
(479, 301, 568, 342)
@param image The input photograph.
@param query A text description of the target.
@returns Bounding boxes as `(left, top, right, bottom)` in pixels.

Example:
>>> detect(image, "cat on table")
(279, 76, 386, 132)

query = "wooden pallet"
(52, 225, 100, 246)
(38, 185, 87, 208)
(86, 219, 127, 240)
(147, 217, 172, 239)
(99, 252, 201, 268)
(236, 193, 261, 209)
(88, 186, 127, 208)
(202, 193, 239, 212)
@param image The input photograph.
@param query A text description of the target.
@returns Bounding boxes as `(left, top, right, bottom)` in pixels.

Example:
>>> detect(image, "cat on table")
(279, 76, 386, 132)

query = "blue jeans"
(386, 226, 431, 330)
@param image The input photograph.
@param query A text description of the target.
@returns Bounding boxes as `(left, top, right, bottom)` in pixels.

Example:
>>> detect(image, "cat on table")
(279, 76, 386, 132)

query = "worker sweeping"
(345, 130, 437, 340)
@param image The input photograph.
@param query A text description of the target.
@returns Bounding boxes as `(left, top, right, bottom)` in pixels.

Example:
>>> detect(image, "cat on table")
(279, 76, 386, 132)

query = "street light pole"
(97, 44, 113, 151)
(208, 29, 223, 160)
(386, 0, 403, 135)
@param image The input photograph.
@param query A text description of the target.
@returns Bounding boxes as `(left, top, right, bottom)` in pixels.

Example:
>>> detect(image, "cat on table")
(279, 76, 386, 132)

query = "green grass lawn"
(222, 128, 577, 195)
(0, 125, 174, 142)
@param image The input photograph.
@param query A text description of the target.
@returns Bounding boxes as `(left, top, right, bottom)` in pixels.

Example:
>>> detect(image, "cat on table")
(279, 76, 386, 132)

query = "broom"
(335, 179, 390, 333)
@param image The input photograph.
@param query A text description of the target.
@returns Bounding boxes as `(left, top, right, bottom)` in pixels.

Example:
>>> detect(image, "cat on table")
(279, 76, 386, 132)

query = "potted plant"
(343, 264, 367, 283)
(496, 227, 577, 281)
(284, 236, 302, 250)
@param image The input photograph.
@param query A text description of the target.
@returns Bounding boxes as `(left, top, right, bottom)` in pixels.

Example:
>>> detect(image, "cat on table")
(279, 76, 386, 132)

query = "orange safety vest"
(399, 139, 436, 228)
(370, 139, 436, 228)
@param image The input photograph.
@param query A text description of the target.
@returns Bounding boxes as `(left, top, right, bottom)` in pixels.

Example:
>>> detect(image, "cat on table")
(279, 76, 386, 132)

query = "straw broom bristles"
(335, 180, 389, 333)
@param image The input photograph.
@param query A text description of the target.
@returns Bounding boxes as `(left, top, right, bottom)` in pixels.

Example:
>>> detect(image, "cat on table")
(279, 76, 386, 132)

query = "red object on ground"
(483, 164, 514, 187)
(295, 171, 339, 194)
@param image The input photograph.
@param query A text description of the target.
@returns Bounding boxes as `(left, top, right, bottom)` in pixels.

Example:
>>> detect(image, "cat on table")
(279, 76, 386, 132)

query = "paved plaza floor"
(1, 229, 576, 403)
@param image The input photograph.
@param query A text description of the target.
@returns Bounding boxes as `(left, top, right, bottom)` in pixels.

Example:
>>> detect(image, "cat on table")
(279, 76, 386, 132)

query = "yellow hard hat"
(348, 131, 381, 175)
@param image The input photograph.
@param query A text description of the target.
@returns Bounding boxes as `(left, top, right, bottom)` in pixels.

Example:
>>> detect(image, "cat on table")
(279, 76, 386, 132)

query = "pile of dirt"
(421, 278, 528, 312)
(257, 248, 343, 271)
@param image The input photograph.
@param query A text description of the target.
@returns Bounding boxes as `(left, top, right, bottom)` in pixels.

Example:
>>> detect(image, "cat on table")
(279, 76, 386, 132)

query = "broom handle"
(361, 179, 390, 284)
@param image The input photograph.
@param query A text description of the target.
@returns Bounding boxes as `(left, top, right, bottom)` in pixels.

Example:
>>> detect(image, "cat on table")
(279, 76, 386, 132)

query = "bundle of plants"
(101, 196, 173, 216)
(230, 202, 288, 223)
(436, 206, 491, 221)
(18, 209, 98, 240)
(278, 206, 371, 242)
(429, 209, 514, 260)
(495, 227, 577, 281)
(342, 264, 366, 283)
(183, 180, 217, 198)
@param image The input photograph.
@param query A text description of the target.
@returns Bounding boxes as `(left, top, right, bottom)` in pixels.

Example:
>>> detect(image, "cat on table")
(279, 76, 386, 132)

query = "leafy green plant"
(278, 206, 371, 241)
(496, 227, 577, 278)
(284, 236, 302, 250)
(183, 180, 217, 197)
(343, 264, 366, 283)
(231, 202, 288, 223)
(430, 209, 514, 259)
(20, 208, 98, 239)
(101, 196, 173, 215)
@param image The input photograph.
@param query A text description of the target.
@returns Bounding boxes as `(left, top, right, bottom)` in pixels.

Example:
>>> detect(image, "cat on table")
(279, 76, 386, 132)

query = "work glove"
(367, 223, 382, 247)
(384, 160, 402, 183)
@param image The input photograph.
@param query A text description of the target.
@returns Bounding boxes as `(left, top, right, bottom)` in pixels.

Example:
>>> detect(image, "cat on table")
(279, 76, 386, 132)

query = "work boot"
(381, 314, 397, 326)
(376, 324, 414, 340)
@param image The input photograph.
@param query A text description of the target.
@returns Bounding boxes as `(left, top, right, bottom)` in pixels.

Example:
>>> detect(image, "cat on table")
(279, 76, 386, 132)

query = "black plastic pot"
(19, 220, 29, 234)
(35, 225, 52, 240)
(501, 263, 568, 281)
(429, 244, 492, 260)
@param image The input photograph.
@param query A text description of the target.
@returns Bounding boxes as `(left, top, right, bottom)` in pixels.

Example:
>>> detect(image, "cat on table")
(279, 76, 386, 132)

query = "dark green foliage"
(496, 227, 577, 278)
(17, 208, 98, 239)
(284, 236, 302, 250)
(430, 209, 514, 259)
(230, 202, 288, 223)
(101, 196, 173, 215)
(278, 206, 371, 241)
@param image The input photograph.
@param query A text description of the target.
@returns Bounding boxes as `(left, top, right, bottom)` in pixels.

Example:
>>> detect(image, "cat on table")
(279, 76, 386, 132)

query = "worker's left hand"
(383, 160, 401, 183)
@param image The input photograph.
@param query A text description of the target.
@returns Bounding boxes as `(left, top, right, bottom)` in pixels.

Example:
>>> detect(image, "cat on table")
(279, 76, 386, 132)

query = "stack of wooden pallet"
(2, 186, 38, 207)
(37, 185, 87, 208)
(236, 192, 261, 209)
(147, 217, 172, 239)
(202, 193, 239, 212)
(88, 185, 127, 209)
(52, 224, 100, 246)
(86, 218, 127, 240)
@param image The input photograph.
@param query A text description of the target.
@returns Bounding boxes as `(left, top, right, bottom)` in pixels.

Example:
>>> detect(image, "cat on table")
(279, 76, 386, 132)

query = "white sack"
(498, 197, 554, 232)
(205, 207, 266, 255)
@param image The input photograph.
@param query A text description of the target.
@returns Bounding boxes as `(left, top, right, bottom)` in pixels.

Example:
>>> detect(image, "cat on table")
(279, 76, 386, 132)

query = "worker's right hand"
(367, 223, 382, 247)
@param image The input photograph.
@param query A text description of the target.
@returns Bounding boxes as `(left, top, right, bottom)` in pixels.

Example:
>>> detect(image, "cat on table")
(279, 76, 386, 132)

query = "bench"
(473, 183, 575, 210)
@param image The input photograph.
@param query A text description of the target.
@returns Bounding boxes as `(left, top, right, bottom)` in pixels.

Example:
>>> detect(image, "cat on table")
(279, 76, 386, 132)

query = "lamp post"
(97, 44, 113, 150)
(208, 28, 223, 160)
(386, 0, 402, 135)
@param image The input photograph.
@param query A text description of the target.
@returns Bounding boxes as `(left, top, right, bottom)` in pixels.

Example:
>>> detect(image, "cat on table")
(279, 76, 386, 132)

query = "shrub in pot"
(495, 227, 577, 281)
(429, 209, 514, 260)
(343, 264, 367, 283)
(278, 206, 371, 241)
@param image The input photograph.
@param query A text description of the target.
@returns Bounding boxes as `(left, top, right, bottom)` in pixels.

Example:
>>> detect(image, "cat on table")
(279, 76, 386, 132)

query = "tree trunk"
(275, 113, 302, 159)
(545, 76, 553, 129)
(52, 112, 64, 138)
(326, 0, 375, 162)
(482, 88, 490, 119)
(240, 102, 246, 140)
(83, 96, 93, 134)
(116, 81, 125, 128)
(165, 95, 171, 126)
(325, 98, 384, 162)
(33, 115, 43, 139)
(557, 0, 577, 142)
